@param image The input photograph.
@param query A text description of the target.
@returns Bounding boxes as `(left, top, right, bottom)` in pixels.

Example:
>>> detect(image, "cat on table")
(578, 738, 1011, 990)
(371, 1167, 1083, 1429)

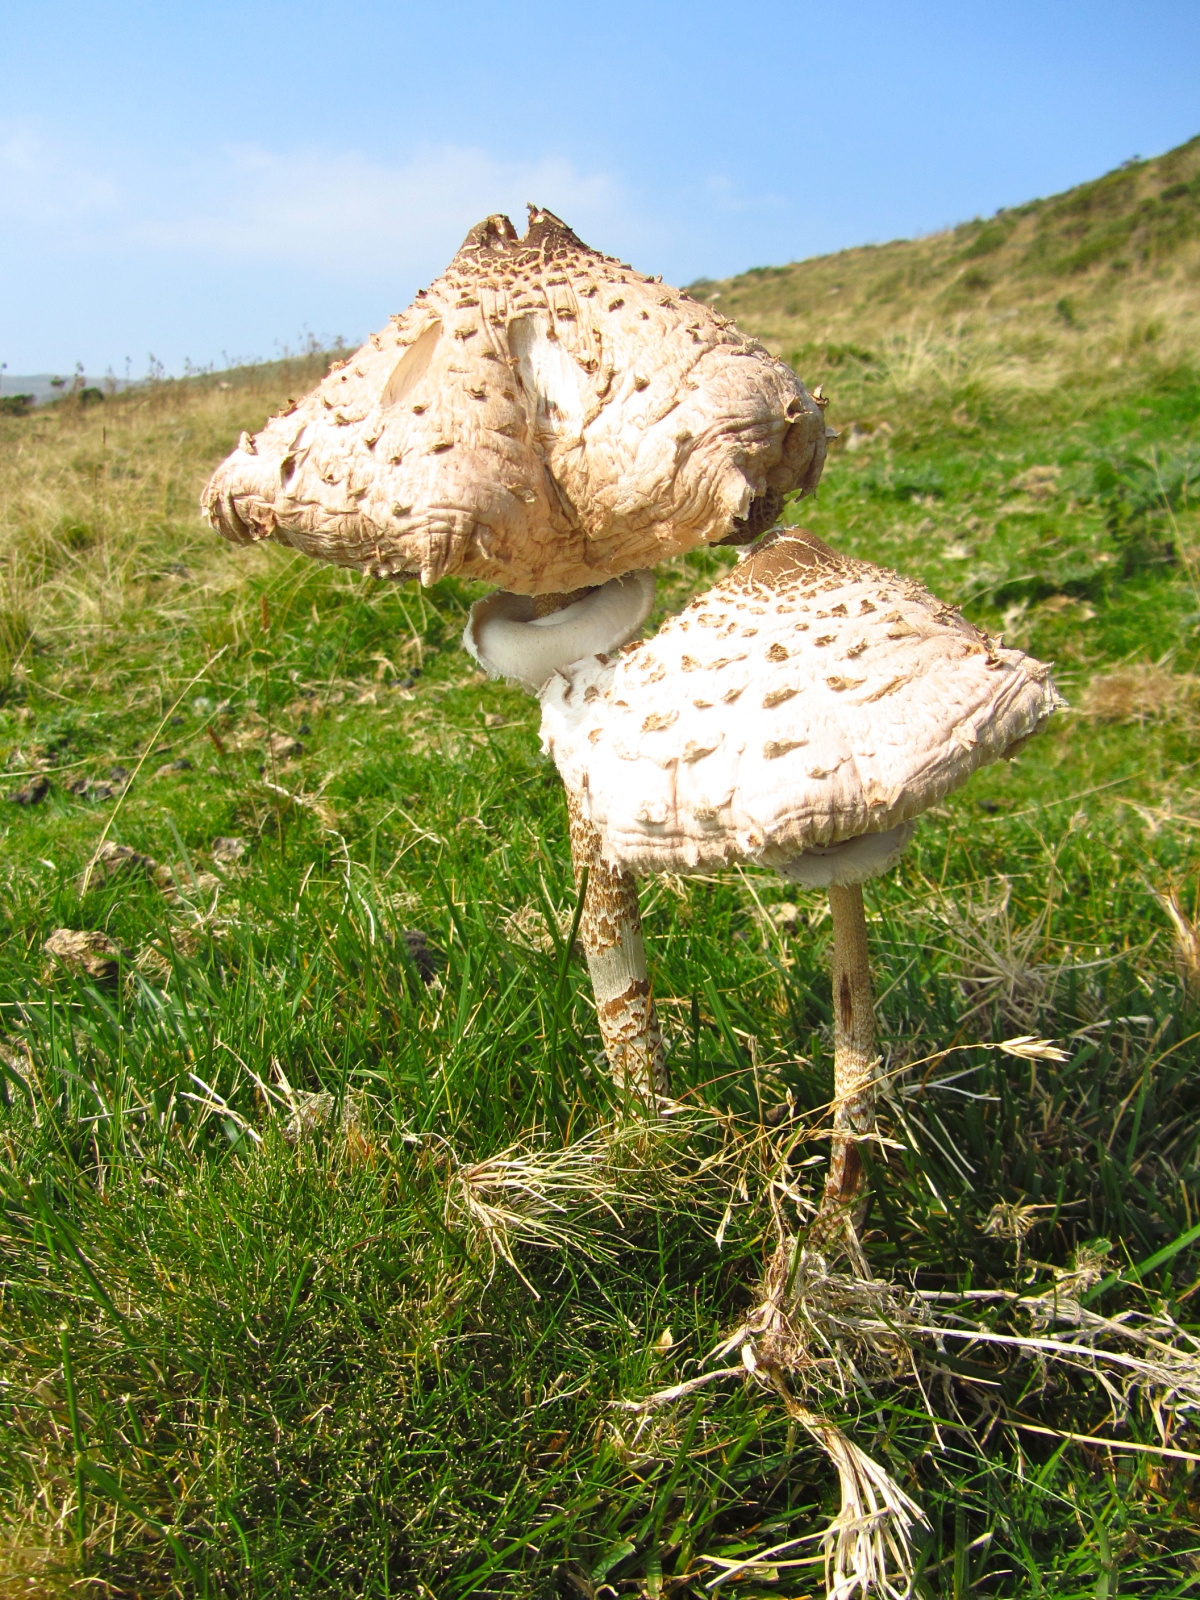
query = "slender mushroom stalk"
(566, 795, 667, 1098)
(466, 571, 666, 1099)
(812, 882, 876, 1244)
(771, 850, 904, 1267)
(532, 587, 667, 1099)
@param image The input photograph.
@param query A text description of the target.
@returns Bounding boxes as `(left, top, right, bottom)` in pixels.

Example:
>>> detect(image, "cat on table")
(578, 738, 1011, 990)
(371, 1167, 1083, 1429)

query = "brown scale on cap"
(202, 209, 828, 596)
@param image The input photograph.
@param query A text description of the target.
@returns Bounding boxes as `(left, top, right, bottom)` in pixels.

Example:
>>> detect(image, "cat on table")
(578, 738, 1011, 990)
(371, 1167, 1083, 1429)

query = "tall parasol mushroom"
(204, 208, 830, 1100)
(481, 527, 1062, 1241)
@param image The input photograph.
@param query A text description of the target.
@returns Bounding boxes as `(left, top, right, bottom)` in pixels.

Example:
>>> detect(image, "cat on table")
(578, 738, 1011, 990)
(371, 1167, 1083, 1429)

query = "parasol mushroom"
(202, 207, 828, 596)
(203, 208, 831, 1103)
(500, 527, 1064, 1237)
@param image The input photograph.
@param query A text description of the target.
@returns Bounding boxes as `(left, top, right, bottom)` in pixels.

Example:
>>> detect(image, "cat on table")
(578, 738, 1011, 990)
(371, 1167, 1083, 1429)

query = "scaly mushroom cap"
(202, 209, 828, 596)
(539, 529, 1062, 874)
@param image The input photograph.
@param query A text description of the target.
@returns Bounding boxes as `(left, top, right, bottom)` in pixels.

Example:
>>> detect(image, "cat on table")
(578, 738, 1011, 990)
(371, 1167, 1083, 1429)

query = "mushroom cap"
(202, 209, 827, 596)
(539, 529, 1062, 875)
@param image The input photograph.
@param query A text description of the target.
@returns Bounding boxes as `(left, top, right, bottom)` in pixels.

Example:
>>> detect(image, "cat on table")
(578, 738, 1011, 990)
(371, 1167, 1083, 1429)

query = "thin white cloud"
(0, 124, 122, 225)
(134, 143, 627, 272)
(0, 121, 631, 279)
(702, 173, 789, 215)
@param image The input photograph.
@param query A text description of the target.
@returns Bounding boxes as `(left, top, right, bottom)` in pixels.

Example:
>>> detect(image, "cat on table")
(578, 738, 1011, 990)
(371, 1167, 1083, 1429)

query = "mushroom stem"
(566, 792, 668, 1102)
(810, 882, 877, 1252)
(531, 585, 667, 1104)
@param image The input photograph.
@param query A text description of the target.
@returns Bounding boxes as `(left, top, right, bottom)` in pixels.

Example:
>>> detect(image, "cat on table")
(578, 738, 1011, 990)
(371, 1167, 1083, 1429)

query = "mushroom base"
(566, 792, 667, 1101)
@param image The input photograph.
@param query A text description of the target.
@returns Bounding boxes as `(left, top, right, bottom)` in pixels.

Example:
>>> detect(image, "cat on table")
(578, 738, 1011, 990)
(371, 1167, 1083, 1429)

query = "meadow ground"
(3, 173, 1200, 1595)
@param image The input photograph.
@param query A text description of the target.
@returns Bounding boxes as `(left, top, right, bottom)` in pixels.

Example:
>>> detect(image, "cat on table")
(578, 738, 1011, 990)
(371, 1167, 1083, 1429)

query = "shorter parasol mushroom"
(475, 527, 1062, 1239)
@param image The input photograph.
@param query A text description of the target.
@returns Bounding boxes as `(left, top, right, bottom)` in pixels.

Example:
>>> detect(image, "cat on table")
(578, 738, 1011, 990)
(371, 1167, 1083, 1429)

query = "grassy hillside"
(1, 142, 1199, 1598)
(698, 135, 1200, 380)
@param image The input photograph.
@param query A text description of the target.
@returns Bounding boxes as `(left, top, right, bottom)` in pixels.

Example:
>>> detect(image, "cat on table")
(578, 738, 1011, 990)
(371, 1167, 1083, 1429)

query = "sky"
(2, 0, 1199, 377)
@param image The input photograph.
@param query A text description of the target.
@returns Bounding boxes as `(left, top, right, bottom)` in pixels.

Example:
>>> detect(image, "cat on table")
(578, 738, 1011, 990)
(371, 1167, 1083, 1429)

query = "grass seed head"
(1154, 883, 1200, 994)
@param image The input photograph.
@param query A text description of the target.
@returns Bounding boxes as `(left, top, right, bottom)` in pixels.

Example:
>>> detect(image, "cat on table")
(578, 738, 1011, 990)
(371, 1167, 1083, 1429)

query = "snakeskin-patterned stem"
(566, 793, 668, 1100)
(808, 883, 877, 1257)
(533, 588, 667, 1103)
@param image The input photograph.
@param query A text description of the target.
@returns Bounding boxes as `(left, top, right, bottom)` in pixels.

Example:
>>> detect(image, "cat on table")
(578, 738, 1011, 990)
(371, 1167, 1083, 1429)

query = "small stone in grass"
(402, 929, 445, 984)
(44, 928, 127, 982)
(79, 840, 158, 892)
(211, 836, 249, 865)
(769, 902, 802, 931)
(7, 775, 49, 805)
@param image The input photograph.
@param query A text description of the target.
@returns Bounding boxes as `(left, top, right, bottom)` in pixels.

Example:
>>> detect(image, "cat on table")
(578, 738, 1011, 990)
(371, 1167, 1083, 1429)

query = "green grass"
(2, 229, 1200, 1596)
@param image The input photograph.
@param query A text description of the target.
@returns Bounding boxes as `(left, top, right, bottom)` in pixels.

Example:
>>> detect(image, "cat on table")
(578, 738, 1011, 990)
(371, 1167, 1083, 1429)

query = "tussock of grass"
(2, 151, 1200, 1594)
(1082, 663, 1200, 725)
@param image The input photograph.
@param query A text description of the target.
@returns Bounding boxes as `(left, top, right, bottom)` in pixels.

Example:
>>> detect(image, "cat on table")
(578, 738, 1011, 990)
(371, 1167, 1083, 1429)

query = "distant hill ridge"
(698, 134, 1200, 364)
(0, 375, 139, 407)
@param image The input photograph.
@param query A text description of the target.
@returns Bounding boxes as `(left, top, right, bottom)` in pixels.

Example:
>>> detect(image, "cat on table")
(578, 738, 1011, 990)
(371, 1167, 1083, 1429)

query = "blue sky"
(2, 0, 1199, 376)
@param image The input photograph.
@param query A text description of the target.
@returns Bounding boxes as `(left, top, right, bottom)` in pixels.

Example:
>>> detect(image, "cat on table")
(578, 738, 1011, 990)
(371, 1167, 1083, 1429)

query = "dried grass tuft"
(442, 1122, 679, 1292)
(936, 877, 1058, 1030)
(612, 1046, 1200, 1599)
(703, 1361, 926, 1598)
(1081, 663, 1199, 725)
